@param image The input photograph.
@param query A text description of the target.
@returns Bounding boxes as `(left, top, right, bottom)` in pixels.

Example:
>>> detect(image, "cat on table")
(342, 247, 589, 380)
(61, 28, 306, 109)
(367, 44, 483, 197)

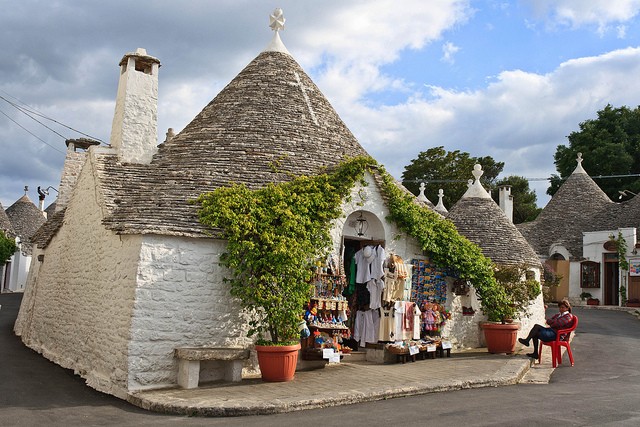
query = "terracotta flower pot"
(481, 322, 520, 354)
(587, 298, 599, 306)
(255, 343, 301, 382)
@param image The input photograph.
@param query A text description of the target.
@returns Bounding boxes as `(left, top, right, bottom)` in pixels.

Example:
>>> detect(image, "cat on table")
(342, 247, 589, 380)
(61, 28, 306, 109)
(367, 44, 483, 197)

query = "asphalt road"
(2, 293, 640, 426)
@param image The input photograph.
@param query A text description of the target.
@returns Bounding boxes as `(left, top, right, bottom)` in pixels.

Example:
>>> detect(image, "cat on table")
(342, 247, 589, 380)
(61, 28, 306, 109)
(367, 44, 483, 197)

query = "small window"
(581, 261, 600, 288)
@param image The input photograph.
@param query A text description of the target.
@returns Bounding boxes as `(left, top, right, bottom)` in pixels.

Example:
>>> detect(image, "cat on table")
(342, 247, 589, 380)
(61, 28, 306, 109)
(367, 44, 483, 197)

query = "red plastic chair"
(538, 315, 578, 368)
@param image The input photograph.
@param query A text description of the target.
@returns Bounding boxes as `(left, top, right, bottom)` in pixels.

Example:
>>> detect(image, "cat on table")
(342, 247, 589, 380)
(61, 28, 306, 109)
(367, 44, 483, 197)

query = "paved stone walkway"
(128, 348, 555, 417)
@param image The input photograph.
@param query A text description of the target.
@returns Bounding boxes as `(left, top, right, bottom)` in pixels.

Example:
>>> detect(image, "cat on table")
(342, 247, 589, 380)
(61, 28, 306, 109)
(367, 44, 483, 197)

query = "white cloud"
(524, 0, 640, 34)
(334, 47, 640, 205)
(441, 42, 461, 64)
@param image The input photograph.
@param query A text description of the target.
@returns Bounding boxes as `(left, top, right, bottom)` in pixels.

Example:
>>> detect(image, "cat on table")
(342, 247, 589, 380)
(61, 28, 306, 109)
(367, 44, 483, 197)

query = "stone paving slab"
(128, 351, 535, 417)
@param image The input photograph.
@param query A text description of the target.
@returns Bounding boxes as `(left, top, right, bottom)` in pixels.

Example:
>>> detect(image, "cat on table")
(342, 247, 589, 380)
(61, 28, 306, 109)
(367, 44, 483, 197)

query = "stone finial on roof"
(461, 164, 491, 199)
(435, 189, 448, 214)
(269, 8, 285, 31)
(265, 8, 290, 54)
(573, 152, 586, 174)
(164, 128, 175, 143)
(416, 182, 432, 204)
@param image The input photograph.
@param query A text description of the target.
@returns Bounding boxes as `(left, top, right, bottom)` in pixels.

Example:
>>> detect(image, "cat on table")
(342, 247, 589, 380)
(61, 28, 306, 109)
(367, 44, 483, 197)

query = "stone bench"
(174, 347, 249, 389)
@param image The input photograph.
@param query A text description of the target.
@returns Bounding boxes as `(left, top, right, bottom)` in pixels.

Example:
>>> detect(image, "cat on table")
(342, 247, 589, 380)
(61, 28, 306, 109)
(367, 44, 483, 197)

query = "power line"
(404, 174, 640, 184)
(0, 108, 65, 154)
(0, 91, 107, 145)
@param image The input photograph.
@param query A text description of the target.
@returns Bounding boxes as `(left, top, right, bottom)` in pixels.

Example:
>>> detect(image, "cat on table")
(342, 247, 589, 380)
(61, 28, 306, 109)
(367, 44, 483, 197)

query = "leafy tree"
(0, 231, 17, 264)
(492, 175, 542, 224)
(401, 146, 504, 209)
(549, 104, 640, 199)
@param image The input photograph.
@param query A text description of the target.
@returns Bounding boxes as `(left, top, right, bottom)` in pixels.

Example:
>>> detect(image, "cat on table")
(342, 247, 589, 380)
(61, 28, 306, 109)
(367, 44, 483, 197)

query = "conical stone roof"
(518, 156, 613, 259)
(0, 202, 15, 238)
(97, 43, 369, 236)
(6, 195, 46, 254)
(447, 165, 540, 267)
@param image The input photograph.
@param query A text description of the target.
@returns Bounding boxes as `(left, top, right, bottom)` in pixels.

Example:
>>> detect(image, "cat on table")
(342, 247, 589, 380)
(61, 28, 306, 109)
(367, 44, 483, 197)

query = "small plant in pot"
(481, 264, 541, 354)
(580, 291, 599, 306)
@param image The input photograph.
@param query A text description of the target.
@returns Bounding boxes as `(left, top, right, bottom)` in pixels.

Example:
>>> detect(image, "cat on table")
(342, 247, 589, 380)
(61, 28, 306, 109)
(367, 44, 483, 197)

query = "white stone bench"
(174, 347, 249, 389)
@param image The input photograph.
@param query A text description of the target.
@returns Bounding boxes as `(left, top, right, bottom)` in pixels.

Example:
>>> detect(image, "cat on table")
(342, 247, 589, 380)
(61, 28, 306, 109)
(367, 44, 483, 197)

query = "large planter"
(255, 343, 301, 382)
(587, 298, 599, 306)
(481, 322, 520, 354)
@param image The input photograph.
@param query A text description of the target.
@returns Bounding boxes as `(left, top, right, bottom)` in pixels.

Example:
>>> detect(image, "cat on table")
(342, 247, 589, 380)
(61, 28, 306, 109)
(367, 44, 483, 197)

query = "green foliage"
(401, 146, 504, 209)
(610, 232, 630, 271)
(493, 265, 541, 319)
(549, 104, 640, 199)
(196, 156, 376, 343)
(0, 231, 17, 265)
(492, 176, 542, 223)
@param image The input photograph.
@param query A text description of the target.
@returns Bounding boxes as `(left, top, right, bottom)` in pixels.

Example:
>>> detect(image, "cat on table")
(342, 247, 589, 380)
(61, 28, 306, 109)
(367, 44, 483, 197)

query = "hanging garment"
(370, 245, 386, 280)
(413, 304, 422, 340)
(367, 278, 384, 310)
(378, 306, 394, 342)
(355, 246, 376, 283)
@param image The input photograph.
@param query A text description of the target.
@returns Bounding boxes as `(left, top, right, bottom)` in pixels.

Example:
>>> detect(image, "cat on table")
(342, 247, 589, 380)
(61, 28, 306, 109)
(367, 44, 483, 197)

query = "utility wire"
(0, 108, 65, 154)
(404, 174, 640, 184)
(0, 91, 107, 145)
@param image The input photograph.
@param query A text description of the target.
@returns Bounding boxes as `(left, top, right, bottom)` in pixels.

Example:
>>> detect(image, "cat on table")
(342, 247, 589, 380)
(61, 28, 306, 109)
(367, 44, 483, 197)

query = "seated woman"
(519, 298, 574, 359)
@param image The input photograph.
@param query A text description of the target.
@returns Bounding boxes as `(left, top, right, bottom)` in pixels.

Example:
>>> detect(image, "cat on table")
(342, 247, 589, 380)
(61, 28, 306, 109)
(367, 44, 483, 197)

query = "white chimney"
(109, 48, 160, 164)
(499, 185, 514, 223)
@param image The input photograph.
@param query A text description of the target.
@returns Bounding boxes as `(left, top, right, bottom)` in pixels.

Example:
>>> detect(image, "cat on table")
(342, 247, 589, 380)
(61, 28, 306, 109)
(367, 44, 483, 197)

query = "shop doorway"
(603, 253, 619, 306)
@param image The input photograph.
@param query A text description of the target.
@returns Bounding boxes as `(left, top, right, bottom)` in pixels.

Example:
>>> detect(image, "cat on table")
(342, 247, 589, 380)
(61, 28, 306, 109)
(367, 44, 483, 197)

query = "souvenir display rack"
(386, 339, 452, 364)
(301, 264, 351, 360)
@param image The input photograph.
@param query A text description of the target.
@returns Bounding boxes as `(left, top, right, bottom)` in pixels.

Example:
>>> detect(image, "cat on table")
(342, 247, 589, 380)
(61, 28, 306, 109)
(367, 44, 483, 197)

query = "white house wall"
(7, 250, 29, 292)
(14, 153, 141, 399)
(128, 235, 250, 392)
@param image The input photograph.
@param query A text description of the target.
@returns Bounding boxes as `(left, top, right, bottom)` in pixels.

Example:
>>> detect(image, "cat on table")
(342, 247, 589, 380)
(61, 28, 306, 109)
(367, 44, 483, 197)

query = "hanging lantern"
(354, 212, 369, 236)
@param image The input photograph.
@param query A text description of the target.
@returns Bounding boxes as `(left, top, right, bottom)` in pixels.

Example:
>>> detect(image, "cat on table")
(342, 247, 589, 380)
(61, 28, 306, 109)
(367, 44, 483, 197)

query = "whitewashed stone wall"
(55, 149, 87, 212)
(128, 235, 250, 391)
(15, 153, 141, 399)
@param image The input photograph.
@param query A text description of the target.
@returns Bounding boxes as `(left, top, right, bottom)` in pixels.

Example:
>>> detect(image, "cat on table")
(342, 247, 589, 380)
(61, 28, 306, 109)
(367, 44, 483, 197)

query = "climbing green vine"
(610, 232, 629, 271)
(197, 156, 519, 343)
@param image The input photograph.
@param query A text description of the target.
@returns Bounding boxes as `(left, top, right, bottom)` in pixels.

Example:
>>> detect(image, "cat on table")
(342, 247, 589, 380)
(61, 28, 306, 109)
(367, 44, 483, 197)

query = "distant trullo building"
(518, 153, 640, 307)
(1, 190, 46, 293)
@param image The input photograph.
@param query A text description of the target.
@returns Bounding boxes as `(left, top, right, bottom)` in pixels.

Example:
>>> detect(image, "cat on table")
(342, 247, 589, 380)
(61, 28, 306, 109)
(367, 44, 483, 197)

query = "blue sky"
(2, 0, 640, 210)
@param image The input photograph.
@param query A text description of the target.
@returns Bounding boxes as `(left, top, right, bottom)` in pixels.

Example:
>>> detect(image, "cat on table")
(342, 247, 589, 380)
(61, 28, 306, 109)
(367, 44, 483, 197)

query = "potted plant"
(580, 291, 599, 306)
(626, 298, 640, 307)
(480, 264, 541, 354)
(197, 157, 374, 381)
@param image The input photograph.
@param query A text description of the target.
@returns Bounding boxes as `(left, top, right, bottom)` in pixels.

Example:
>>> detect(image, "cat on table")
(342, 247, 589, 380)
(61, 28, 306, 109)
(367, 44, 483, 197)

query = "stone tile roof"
(31, 208, 66, 248)
(5, 195, 46, 255)
(0, 202, 15, 238)
(517, 169, 613, 260)
(447, 197, 540, 267)
(97, 50, 369, 237)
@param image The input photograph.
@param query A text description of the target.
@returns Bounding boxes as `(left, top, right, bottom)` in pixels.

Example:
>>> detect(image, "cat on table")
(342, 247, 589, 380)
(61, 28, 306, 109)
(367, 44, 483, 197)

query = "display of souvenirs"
(410, 259, 448, 305)
(421, 302, 451, 333)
